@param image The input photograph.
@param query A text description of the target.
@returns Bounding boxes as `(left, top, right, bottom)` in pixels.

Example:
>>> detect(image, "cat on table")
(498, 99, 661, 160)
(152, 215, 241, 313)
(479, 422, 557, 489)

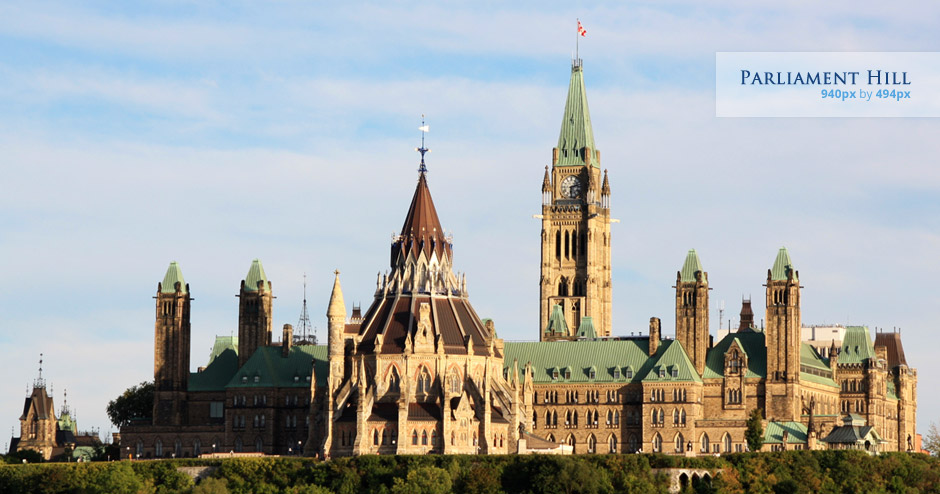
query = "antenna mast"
(296, 273, 315, 344)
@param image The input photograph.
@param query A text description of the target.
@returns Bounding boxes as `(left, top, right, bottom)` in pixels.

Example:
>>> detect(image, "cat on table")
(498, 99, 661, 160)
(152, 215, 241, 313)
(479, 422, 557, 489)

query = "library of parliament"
(117, 59, 918, 459)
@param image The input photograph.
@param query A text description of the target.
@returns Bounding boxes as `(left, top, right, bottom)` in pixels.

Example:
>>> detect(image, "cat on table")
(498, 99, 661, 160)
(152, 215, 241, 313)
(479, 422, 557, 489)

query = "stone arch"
(587, 433, 597, 453)
(722, 432, 732, 453)
(607, 433, 618, 453)
(566, 433, 576, 452)
(674, 432, 685, 453)
(416, 366, 432, 394)
(652, 433, 662, 453)
(700, 432, 710, 453)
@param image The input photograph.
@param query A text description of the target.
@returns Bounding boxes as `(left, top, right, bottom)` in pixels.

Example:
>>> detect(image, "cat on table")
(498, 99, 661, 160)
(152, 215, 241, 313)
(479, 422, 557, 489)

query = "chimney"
(282, 324, 293, 357)
(649, 317, 661, 356)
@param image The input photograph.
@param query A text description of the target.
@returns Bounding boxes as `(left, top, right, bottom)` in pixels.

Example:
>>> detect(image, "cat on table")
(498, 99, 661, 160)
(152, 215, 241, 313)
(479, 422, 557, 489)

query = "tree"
(924, 421, 940, 455)
(745, 408, 764, 452)
(106, 381, 154, 427)
(391, 466, 452, 494)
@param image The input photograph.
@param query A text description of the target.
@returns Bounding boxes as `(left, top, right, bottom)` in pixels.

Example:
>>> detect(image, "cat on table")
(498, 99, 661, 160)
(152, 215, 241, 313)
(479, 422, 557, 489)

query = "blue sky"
(2, 1, 940, 447)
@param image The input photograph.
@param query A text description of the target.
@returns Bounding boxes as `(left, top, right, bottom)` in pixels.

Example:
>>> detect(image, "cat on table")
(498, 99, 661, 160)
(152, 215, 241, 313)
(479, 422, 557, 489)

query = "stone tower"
(238, 259, 272, 367)
(764, 247, 802, 420)
(327, 270, 346, 391)
(539, 60, 612, 340)
(153, 261, 191, 426)
(675, 249, 709, 375)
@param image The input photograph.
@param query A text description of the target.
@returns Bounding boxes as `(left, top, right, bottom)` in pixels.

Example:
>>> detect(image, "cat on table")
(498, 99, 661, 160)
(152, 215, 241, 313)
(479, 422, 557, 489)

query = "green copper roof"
(189, 346, 239, 392)
(161, 261, 187, 293)
(770, 247, 797, 281)
(556, 65, 598, 167)
(227, 345, 327, 388)
(799, 343, 838, 387)
(504, 339, 652, 384)
(840, 326, 875, 365)
(208, 336, 238, 363)
(680, 249, 704, 283)
(704, 330, 766, 379)
(57, 412, 76, 433)
(576, 317, 597, 339)
(642, 340, 703, 383)
(764, 421, 807, 444)
(243, 259, 269, 292)
(545, 304, 569, 335)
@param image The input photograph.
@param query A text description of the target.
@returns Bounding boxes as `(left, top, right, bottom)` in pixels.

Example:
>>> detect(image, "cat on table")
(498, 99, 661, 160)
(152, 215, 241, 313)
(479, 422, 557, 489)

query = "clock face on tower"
(560, 175, 582, 199)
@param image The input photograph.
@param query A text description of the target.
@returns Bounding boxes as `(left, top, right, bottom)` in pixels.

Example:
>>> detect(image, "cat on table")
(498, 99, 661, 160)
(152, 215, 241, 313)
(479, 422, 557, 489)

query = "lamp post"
(297, 440, 302, 456)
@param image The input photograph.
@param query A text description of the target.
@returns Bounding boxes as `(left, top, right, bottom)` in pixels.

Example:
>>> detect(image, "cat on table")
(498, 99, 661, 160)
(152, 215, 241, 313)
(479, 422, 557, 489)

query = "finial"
(334, 269, 341, 276)
(416, 115, 430, 174)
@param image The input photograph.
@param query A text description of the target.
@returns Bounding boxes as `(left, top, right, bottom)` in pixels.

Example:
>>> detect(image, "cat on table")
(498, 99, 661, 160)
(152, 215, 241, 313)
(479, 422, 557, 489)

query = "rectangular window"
(210, 402, 224, 418)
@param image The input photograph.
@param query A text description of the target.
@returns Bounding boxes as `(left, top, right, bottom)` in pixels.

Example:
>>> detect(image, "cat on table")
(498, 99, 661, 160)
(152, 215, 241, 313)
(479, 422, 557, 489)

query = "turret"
(675, 249, 709, 375)
(153, 261, 191, 426)
(541, 166, 552, 206)
(600, 169, 610, 209)
(327, 270, 347, 388)
(237, 259, 273, 367)
(764, 247, 802, 421)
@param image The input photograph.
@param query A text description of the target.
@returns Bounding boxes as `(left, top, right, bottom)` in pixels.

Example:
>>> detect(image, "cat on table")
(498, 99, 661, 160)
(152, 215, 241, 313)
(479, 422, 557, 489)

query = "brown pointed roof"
(392, 173, 452, 262)
(874, 331, 908, 368)
(738, 298, 755, 331)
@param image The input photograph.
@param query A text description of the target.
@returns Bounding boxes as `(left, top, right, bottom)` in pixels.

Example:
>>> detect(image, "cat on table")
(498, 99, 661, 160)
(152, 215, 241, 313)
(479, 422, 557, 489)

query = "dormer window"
(253, 375, 260, 383)
(564, 368, 571, 380)
(306, 375, 311, 382)
(588, 367, 596, 380)
(671, 367, 678, 379)
(659, 368, 666, 378)
(552, 368, 559, 380)
(241, 376, 248, 383)
(625, 367, 633, 380)
(613, 368, 621, 379)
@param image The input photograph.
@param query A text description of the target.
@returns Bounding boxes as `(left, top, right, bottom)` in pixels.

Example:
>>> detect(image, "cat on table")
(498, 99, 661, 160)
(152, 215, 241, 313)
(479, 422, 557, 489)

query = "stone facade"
(121, 60, 917, 459)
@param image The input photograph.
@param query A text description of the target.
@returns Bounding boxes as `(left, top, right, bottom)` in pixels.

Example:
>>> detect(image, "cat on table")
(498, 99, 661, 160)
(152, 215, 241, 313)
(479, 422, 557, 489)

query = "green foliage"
(4, 449, 44, 464)
(0, 451, 937, 494)
(746, 408, 765, 452)
(925, 422, 940, 456)
(106, 381, 154, 427)
(192, 477, 230, 494)
(390, 465, 452, 494)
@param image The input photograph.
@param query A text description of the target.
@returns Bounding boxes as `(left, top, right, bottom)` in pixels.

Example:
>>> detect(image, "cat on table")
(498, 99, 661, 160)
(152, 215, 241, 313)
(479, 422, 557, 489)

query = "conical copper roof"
(392, 173, 452, 263)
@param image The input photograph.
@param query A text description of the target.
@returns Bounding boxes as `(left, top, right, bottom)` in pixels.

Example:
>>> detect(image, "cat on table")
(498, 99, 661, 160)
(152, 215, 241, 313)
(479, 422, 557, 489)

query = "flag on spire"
(577, 20, 587, 37)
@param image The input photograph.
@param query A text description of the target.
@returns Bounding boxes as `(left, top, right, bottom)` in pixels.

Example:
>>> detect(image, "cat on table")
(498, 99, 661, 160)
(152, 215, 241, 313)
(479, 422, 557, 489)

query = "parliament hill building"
(121, 60, 918, 458)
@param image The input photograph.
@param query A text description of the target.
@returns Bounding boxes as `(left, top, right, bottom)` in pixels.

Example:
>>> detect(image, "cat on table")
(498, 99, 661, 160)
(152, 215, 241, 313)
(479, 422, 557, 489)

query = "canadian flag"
(577, 20, 587, 37)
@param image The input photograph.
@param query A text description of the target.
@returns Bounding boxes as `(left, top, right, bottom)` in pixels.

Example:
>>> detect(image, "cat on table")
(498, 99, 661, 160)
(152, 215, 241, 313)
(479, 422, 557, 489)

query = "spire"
(243, 259, 269, 292)
(327, 270, 346, 319)
(393, 172, 451, 262)
(601, 169, 610, 195)
(542, 166, 551, 192)
(34, 353, 45, 389)
(679, 249, 705, 283)
(770, 247, 797, 281)
(556, 63, 597, 167)
(160, 261, 187, 294)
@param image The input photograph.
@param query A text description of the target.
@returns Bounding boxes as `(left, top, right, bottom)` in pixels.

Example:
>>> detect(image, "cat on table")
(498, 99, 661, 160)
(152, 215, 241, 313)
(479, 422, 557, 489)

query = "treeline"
(0, 451, 937, 494)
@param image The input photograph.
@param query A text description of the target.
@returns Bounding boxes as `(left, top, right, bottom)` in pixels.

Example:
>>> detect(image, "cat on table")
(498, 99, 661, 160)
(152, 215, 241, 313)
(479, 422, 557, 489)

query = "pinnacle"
(679, 249, 705, 283)
(556, 63, 598, 168)
(327, 270, 346, 318)
(161, 261, 187, 294)
(771, 247, 797, 281)
(243, 259, 269, 292)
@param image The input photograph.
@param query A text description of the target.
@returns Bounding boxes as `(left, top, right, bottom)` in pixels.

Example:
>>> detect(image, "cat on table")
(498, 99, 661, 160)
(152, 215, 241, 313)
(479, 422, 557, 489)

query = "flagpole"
(576, 18, 579, 62)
